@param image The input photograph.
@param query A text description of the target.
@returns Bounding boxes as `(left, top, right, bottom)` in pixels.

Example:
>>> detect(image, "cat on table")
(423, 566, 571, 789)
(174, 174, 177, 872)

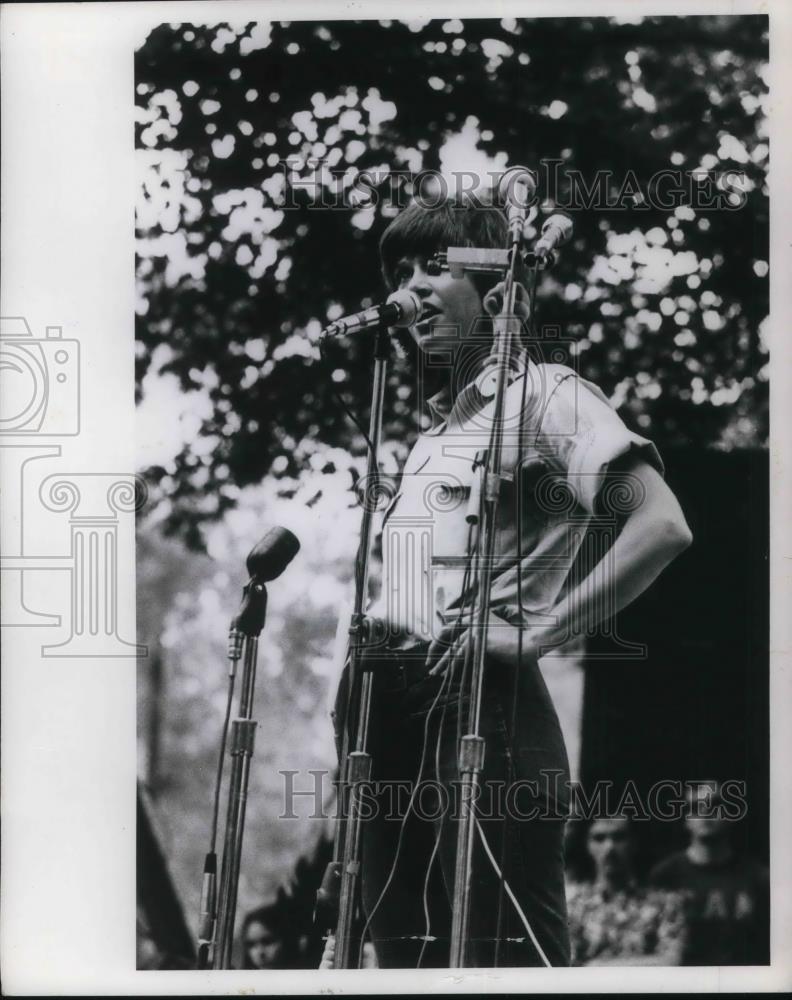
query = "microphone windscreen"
(247, 527, 301, 581)
(496, 166, 537, 209)
(386, 288, 422, 327)
(542, 213, 574, 244)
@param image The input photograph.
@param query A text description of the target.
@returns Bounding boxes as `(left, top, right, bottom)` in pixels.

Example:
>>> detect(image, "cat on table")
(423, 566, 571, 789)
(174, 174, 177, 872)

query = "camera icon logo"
(0, 317, 80, 435)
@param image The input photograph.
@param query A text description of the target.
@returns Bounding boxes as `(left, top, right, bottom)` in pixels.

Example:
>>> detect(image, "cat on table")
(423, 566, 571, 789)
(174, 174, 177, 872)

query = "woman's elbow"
(642, 478, 693, 555)
(626, 463, 692, 556)
(658, 513, 693, 555)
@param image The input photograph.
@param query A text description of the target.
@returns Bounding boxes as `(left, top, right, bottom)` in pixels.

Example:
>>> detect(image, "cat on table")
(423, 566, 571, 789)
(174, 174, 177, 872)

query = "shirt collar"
(426, 388, 452, 430)
(423, 347, 531, 433)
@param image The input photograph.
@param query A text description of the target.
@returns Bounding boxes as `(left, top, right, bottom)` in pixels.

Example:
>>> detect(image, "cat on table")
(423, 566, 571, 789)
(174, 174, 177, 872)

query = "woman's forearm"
(539, 511, 690, 650)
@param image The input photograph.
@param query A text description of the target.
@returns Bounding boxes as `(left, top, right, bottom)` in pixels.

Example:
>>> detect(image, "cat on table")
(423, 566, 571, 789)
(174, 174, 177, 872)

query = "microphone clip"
(428, 247, 557, 278)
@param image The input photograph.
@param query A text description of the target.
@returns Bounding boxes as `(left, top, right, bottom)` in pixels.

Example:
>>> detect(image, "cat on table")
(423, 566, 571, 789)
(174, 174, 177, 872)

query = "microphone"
(247, 527, 301, 582)
(497, 167, 537, 245)
(230, 528, 300, 640)
(534, 214, 574, 260)
(323, 289, 422, 337)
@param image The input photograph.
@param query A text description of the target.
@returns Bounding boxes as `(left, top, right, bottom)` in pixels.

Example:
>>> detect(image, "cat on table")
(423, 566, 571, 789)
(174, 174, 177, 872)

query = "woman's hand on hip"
(425, 612, 537, 677)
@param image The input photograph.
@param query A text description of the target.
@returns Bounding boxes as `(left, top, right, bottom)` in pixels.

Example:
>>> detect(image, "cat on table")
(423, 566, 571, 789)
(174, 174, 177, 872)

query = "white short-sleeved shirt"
(368, 360, 663, 644)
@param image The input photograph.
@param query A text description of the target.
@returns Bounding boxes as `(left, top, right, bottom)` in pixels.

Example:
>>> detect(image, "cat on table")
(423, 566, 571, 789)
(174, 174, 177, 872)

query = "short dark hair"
(378, 192, 535, 360)
(379, 192, 512, 296)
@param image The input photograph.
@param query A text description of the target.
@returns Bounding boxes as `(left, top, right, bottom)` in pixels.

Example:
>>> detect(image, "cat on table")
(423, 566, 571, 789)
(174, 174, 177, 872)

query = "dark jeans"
(342, 644, 571, 969)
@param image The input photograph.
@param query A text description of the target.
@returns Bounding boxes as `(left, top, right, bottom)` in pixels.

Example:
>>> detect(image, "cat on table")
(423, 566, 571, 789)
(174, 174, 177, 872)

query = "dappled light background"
(135, 15, 768, 934)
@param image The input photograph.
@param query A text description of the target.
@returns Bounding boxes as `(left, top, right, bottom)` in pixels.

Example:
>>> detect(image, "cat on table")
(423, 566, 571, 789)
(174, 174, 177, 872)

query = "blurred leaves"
(136, 16, 768, 546)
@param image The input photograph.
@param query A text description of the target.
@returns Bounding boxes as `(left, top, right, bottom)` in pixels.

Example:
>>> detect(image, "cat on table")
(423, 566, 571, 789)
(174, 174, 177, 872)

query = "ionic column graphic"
(39, 474, 147, 657)
(383, 515, 435, 643)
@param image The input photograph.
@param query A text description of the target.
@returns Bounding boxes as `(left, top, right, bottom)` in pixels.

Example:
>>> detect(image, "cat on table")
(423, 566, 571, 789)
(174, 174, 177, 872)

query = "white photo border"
(1, 0, 790, 993)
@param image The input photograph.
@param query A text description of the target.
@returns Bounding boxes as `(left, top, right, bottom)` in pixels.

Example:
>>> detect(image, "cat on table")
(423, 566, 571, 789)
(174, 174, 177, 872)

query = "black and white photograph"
(1, 1, 791, 994)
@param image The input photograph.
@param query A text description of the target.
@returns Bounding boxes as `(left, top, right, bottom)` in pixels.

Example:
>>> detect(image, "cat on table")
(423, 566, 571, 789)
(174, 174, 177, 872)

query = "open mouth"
(414, 303, 443, 331)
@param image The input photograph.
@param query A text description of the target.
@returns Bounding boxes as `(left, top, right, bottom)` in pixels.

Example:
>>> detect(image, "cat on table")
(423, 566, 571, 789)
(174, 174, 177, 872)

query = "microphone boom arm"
(429, 246, 556, 278)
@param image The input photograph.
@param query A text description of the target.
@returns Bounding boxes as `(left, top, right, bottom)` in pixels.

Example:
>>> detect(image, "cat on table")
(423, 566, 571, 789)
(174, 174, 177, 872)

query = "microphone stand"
(445, 240, 525, 969)
(211, 553, 270, 969)
(317, 326, 391, 968)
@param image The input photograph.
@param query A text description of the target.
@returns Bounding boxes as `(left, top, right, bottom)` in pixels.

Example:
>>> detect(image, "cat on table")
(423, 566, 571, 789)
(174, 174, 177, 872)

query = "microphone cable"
(416, 528, 476, 968)
(354, 642, 460, 969)
(318, 333, 377, 458)
(209, 673, 237, 856)
(474, 814, 552, 967)
(197, 666, 237, 967)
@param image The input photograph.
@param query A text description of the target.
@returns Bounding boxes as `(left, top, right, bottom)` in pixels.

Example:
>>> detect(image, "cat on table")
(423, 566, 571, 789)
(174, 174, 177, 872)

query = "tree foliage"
(135, 15, 768, 547)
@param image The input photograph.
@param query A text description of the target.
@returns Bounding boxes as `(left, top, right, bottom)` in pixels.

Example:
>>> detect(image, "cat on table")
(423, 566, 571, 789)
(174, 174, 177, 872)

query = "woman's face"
(393, 254, 484, 353)
(244, 919, 282, 969)
(587, 818, 633, 883)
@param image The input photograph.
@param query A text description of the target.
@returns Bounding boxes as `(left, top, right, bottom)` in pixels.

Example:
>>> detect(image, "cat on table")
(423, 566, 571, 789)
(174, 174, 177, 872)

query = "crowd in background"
(237, 782, 768, 969)
(563, 783, 769, 966)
